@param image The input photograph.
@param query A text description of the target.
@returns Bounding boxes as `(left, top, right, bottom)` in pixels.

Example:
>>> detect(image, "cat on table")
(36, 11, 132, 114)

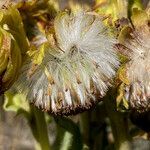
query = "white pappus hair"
(125, 25, 150, 112)
(13, 11, 119, 115)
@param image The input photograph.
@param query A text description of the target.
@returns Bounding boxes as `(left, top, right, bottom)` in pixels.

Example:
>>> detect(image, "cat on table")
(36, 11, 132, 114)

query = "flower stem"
(104, 89, 131, 150)
(29, 106, 51, 150)
(79, 112, 90, 149)
(60, 131, 73, 150)
(54, 116, 83, 150)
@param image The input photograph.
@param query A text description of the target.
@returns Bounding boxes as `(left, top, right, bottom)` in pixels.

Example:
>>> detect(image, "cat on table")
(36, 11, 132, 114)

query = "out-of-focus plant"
(116, 8, 150, 133)
(3, 92, 85, 150)
(0, 6, 29, 54)
(3, 92, 51, 150)
(16, 0, 59, 39)
(0, 26, 21, 94)
(95, 0, 144, 21)
(117, 8, 150, 110)
(0, 6, 29, 94)
(94, 0, 128, 25)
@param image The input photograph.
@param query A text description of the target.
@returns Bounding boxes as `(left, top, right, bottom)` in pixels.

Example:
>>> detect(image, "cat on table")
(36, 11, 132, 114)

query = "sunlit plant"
(13, 11, 119, 115)
(0, 1, 150, 150)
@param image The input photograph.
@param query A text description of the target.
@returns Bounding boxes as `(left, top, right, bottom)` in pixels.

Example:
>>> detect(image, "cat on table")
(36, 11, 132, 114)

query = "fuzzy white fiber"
(125, 25, 150, 110)
(14, 11, 119, 115)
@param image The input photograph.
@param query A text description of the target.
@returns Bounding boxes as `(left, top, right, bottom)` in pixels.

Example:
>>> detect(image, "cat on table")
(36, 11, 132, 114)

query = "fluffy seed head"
(124, 25, 150, 112)
(13, 11, 119, 115)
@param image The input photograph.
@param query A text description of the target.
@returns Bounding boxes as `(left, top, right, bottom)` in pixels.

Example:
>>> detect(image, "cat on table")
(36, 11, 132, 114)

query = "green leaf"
(0, 7, 29, 54)
(3, 92, 30, 113)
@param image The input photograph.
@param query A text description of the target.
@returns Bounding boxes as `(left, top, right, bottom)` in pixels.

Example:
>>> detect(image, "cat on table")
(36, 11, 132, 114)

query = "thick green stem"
(60, 131, 73, 150)
(104, 89, 131, 150)
(54, 116, 83, 150)
(29, 106, 51, 150)
(79, 112, 90, 149)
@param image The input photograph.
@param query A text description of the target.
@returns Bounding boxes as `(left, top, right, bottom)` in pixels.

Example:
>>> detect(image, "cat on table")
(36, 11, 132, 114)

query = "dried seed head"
(124, 25, 150, 112)
(13, 11, 119, 115)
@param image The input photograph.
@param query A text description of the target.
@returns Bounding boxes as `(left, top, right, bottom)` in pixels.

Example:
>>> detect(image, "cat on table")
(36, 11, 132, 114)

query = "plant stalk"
(104, 89, 131, 150)
(79, 112, 90, 149)
(29, 106, 51, 150)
